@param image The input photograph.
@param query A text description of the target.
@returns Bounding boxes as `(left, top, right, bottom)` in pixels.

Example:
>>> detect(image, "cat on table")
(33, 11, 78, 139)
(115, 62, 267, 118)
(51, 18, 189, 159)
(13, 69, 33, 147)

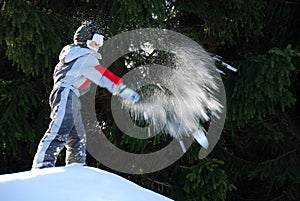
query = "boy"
(32, 21, 140, 168)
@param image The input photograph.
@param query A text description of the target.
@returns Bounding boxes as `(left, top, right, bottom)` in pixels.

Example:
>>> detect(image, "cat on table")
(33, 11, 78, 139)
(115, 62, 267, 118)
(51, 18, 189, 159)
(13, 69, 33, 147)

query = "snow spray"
(82, 28, 227, 174)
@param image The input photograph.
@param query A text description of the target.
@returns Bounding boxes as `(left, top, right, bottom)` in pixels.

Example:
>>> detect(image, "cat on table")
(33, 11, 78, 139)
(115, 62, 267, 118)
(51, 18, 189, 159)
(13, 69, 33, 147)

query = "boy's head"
(73, 21, 103, 48)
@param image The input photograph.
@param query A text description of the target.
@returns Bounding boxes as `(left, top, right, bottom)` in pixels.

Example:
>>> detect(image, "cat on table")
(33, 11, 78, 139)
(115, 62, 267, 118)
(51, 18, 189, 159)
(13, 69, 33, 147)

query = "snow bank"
(0, 166, 173, 201)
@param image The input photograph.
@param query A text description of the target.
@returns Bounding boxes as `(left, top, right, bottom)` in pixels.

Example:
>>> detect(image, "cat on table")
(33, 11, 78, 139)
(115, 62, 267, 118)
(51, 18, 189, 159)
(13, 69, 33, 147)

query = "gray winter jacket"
(53, 44, 123, 97)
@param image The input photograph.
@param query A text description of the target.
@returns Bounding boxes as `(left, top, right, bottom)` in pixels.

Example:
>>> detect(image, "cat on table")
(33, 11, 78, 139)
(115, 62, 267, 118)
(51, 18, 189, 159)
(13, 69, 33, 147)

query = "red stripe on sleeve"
(78, 79, 91, 90)
(95, 65, 123, 85)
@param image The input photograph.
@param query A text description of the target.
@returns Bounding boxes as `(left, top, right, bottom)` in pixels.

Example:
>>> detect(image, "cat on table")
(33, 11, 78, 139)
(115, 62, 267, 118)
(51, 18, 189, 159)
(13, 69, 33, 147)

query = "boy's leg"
(32, 88, 74, 169)
(65, 93, 87, 166)
(65, 126, 86, 166)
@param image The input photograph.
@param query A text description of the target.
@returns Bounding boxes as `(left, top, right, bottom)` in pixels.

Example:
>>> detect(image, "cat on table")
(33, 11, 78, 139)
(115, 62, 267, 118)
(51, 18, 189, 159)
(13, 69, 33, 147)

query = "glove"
(117, 85, 140, 103)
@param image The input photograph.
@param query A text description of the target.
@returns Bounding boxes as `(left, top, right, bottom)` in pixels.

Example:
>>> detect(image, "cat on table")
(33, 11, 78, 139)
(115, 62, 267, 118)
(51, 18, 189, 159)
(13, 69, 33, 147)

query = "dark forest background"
(0, 0, 299, 200)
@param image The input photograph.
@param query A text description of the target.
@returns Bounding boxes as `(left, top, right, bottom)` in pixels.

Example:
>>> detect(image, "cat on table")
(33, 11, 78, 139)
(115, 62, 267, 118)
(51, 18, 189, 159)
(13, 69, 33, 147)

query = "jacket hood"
(59, 45, 101, 63)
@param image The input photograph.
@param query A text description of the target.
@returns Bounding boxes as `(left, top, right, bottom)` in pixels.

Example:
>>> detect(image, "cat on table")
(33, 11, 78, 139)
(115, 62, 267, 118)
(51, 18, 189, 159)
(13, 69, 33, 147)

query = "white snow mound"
(0, 166, 173, 201)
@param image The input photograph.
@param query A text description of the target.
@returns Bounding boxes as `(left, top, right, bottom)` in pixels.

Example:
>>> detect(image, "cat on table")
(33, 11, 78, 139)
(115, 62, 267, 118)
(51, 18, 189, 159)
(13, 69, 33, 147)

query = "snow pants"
(32, 86, 86, 168)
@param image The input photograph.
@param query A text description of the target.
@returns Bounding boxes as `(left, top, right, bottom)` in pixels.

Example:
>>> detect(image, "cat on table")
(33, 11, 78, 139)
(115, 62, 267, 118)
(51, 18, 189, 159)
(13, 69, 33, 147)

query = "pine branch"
(279, 1, 300, 5)
(289, 130, 300, 143)
(146, 177, 172, 188)
(263, 148, 298, 164)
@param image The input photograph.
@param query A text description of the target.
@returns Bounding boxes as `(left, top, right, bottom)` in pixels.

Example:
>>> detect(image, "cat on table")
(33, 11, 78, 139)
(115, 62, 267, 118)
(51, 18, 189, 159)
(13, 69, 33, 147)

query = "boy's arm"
(79, 57, 140, 103)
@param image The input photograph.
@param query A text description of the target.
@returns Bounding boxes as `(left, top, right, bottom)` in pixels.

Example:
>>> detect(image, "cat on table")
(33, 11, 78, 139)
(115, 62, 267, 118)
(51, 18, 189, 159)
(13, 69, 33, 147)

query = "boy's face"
(89, 41, 101, 48)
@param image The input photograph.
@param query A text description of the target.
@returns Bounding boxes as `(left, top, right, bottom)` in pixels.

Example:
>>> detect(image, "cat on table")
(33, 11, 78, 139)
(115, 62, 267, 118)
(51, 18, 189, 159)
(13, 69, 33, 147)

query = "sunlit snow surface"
(0, 166, 173, 201)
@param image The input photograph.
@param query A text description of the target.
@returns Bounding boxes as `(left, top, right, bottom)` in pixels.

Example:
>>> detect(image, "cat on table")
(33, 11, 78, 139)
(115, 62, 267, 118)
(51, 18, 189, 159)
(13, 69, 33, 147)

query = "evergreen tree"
(0, 0, 299, 200)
